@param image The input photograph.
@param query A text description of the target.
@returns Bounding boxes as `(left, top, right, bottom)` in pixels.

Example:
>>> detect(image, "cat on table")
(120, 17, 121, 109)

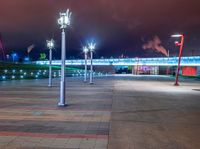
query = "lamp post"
(83, 46, 89, 82)
(57, 9, 72, 106)
(88, 42, 96, 84)
(136, 57, 140, 75)
(171, 34, 184, 86)
(46, 39, 54, 87)
(166, 50, 170, 75)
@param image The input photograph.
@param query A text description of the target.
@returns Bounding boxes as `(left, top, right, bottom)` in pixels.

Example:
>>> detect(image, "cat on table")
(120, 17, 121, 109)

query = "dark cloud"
(0, 0, 200, 59)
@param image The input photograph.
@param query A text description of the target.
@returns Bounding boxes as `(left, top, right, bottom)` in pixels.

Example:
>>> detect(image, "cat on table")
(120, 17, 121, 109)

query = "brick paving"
(0, 76, 200, 149)
(0, 78, 113, 149)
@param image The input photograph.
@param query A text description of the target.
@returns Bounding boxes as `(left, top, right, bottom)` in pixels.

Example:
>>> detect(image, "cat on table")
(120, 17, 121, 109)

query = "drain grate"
(192, 89, 200, 92)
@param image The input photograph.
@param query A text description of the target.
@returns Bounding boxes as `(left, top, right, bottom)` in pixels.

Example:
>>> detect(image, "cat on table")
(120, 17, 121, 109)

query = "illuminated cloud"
(27, 44, 35, 54)
(142, 36, 168, 56)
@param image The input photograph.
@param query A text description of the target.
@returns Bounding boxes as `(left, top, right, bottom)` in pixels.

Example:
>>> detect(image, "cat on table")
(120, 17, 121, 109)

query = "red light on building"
(182, 67, 197, 76)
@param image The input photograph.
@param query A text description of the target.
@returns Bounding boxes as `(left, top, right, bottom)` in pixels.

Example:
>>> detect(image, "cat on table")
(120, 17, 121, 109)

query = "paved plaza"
(0, 76, 200, 149)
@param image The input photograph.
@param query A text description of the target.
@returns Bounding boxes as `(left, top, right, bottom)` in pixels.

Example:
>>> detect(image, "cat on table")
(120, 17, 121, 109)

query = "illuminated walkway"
(0, 76, 200, 148)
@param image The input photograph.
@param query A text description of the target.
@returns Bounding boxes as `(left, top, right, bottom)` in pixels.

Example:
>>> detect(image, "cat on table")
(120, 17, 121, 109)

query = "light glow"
(171, 34, 183, 38)
(83, 46, 89, 53)
(46, 39, 54, 50)
(88, 42, 96, 52)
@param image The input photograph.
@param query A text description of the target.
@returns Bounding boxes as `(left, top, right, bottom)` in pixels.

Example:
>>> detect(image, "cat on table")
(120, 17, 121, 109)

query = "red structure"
(0, 33, 5, 60)
(172, 34, 185, 86)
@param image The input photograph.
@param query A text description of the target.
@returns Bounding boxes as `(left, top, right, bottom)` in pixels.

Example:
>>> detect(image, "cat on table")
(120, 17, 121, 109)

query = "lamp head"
(46, 39, 54, 49)
(83, 46, 89, 53)
(174, 41, 181, 47)
(58, 9, 72, 29)
(171, 34, 183, 38)
(88, 42, 96, 52)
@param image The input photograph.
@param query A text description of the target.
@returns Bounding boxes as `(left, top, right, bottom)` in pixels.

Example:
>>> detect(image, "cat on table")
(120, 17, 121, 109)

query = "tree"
(39, 53, 46, 60)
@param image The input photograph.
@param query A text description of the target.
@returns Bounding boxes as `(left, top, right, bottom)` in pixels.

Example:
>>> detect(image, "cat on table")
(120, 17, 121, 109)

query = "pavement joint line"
(0, 131, 108, 139)
(0, 107, 112, 112)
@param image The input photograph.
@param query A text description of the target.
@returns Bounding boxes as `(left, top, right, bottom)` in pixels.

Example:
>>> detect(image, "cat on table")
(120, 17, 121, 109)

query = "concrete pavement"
(109, 76, 200, 149)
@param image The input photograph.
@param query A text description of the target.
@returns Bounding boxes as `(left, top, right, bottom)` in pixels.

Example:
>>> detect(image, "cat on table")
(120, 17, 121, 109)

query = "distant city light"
(24, 57, 30, 61)
(11, 53, 18, 62)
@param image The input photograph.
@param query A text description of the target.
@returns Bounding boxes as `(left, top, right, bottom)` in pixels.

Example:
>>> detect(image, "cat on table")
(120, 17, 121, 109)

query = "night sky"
(1, 0, 200, 60)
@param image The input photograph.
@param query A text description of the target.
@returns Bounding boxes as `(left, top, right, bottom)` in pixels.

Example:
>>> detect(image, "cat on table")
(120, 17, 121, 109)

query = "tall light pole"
(171, 34, 184, 86)
(57, 9, 72, 106)
(46, 39, 54, 87)
(88, 42, 96, 84)
(83, 46, 89, 82)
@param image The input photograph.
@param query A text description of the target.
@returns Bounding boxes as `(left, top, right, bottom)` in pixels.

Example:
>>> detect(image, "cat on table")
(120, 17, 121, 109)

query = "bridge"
(35, 56, 200, 66)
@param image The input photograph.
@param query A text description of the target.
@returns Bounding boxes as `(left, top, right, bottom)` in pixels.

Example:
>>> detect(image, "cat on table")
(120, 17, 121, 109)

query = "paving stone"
(65, 138, 82, 148)
(79, 138, 96, 149)
(1, 76, 199, 149)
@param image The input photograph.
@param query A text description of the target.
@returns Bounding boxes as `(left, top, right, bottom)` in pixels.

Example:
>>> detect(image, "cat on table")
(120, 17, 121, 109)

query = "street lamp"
(88, 42, 96, 84)
(57, 9, 72, 106)
(171, 34, 184, 86)
(46, 39, 54, 87)
(83, 46, 89, 82)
